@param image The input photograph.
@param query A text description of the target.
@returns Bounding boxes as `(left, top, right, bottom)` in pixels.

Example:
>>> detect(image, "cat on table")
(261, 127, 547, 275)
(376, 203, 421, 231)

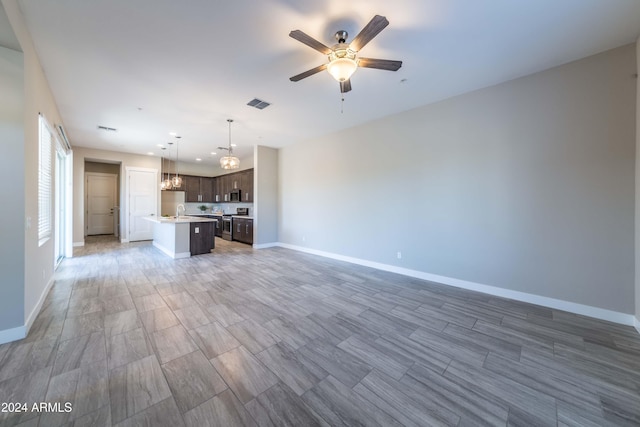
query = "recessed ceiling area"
(8, 0, 640, 165)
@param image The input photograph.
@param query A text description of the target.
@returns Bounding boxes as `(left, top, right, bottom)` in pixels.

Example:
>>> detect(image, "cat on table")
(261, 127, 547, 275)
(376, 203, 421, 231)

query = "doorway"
(126, 167, 158, 241)
(84, 160, 121, 237)
(86, 172, 118, 235)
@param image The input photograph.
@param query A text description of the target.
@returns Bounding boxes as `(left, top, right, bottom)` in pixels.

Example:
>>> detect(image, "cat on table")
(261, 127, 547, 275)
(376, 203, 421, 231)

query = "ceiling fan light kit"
(289, 15, 402, 93)
(327, 57, 357, 82)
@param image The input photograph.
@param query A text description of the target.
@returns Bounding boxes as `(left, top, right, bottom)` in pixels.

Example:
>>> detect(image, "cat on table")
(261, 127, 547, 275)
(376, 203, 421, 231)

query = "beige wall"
(254, 145, 278, 246)
(0, 44, 24, 335)
(2, 0, 66, 340)
(279, 44, 637, 315)
(73, 147, 160, 244)
(636, 37, 640, 326)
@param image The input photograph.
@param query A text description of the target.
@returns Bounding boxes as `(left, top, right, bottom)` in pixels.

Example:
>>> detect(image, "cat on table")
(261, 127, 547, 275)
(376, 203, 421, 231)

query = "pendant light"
(164, 144, 174, 189)
(219, 119, 240, 170)
(160, 148, 168, 190)
(171, 136, 183, 187)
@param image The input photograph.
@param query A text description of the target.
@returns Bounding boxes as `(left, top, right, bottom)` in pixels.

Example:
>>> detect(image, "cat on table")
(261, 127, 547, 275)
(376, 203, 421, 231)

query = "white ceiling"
(7, 0, 640, 166)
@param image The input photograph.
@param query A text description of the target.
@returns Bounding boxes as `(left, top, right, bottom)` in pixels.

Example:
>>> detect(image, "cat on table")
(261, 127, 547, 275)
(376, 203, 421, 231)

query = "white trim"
(0, 325, 26, 345)
(152, 241, 190, 259)
(634, 316, 640, 335)
(276, 243, 636, 327)
(73, 241, 85, 247)
(125, 166, 159, 242)
(25, 276, 55, 334)
(0, 276, 56, 344)
(253, 242, 279, 249)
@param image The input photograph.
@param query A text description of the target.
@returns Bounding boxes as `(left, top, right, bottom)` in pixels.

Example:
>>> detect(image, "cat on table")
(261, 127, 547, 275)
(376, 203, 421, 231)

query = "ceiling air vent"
(97, 125, 117, 132)
(247, 98, 271, 110)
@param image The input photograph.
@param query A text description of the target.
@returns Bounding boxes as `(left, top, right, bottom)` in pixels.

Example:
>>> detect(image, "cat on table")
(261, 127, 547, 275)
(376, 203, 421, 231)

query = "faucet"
(176, 204, 185, 217)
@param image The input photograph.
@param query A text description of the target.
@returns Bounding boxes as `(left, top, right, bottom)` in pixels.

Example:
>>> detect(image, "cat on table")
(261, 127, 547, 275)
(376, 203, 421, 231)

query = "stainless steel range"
(221, 216, 233, 241)
(221, 208, 249, 241)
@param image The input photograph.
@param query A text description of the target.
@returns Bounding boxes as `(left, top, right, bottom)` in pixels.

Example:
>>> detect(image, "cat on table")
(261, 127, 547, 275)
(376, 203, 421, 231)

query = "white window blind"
(39, 114, 53, 246)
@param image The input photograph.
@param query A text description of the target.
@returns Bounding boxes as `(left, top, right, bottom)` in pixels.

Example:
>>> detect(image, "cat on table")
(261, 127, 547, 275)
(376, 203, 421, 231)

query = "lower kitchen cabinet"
(190, 222, 215, 255)
(232, 217, 253, 245)
(211, 215, 223, 237)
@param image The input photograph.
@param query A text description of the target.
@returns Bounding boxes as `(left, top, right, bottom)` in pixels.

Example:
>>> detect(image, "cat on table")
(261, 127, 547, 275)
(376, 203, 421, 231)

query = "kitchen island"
(143, 216, 217, 259)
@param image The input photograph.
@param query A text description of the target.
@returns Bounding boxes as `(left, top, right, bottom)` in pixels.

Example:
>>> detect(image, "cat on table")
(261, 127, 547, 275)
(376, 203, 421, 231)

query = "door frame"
(54, 144, 73, 263)
(124, 166, 158, 243)
(85, 172, 118, 236)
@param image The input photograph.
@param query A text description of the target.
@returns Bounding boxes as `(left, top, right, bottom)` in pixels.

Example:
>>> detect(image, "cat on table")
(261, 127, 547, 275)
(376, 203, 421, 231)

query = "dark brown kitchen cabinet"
(185, 176, 214, 203)
(240, 170, 254, 202)
(211, 215, 223, 237)
(215, 174, 231, 202)
(201, 177, 213, 202)
(232, 217, 253, 245)
(184, 175, 200, 202)
(212, 177, 221, 202)
(190, 221, 215, 255)
(210, 169, 254, 203)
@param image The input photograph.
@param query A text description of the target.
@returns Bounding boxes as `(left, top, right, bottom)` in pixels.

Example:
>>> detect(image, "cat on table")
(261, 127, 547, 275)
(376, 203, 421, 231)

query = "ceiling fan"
(289, 15, 402, 93)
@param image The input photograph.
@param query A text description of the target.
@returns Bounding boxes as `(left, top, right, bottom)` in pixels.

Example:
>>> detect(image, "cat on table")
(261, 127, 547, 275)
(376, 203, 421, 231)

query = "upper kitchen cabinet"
(185, 175, 214, 203)
(241, 170, 253, 202)
(214, 174, 230, 202)
(213, 176, 222, 203)
(212, 169, 254, 203)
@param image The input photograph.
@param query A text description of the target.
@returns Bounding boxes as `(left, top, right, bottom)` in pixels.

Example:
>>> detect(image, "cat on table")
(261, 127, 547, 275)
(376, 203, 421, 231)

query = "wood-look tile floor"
(1, 236, 640, 426)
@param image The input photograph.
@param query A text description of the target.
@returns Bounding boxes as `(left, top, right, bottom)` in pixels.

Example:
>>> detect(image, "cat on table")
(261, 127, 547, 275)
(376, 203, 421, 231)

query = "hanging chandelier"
(171, 136, 183, 187)
(219, 119, 239, 170)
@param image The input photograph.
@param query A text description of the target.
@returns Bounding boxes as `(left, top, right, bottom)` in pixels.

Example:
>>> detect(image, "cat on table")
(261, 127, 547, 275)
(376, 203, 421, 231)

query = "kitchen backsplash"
(184, 202, 253, 215)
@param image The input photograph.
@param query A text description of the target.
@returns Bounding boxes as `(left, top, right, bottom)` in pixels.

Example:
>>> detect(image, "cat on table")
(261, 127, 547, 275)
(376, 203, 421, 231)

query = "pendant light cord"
(175, 137, 180, 178)
(228, 119, 233, 154)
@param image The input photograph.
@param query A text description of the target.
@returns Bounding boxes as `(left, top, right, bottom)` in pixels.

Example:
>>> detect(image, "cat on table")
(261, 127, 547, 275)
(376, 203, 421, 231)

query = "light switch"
(195, 227, 199, 234)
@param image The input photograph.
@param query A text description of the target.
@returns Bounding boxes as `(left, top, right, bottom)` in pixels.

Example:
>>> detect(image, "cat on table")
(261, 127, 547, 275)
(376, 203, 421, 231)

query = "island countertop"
(143, 216, 218, 224)
(143, 216, 216, 259)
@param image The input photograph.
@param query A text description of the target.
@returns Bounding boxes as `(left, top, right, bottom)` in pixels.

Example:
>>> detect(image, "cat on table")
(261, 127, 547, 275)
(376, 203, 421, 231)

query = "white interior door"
(128, 168, 158, 241)
(86, 172, 117, 235)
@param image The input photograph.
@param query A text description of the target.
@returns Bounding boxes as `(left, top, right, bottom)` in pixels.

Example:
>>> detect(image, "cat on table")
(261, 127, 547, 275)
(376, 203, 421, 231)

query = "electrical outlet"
(397, 251, 402, 259)
(195, 227, 200, 234)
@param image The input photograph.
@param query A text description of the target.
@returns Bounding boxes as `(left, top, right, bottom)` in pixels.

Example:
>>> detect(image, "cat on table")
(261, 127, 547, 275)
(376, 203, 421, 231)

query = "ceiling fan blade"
(289, 64, 328, 82)
(340, 79, 352, 93)
(358, 57, 402, 71)
(289, 30, 332, 55)
(349, 15, 389, 52)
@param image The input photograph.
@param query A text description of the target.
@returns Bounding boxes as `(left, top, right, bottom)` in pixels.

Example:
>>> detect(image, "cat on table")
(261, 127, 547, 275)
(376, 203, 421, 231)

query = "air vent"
(97, 125, 117, 132)
(247, 98, 271, 110)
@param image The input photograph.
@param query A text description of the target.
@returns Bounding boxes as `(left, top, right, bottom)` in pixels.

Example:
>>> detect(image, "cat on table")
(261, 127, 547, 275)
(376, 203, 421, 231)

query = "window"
(38, 114, 53, 246)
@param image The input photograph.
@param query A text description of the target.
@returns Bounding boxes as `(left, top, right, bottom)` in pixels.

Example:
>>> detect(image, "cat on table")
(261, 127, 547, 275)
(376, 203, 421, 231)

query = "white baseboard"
(276, 243, 636, 328)
(120, 238, 129, 243)
(73, 241, 84, 247)
(0, 276, 55, 345)
(253, 242, 279, 249)
(25, 276, 55, 334)
(0, 325, 26, 345)
(152, 241, 190, 259)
